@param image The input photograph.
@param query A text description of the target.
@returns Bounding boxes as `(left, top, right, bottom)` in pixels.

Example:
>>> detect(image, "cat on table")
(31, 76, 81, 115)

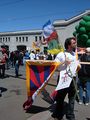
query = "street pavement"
(0, 65, 90, 120)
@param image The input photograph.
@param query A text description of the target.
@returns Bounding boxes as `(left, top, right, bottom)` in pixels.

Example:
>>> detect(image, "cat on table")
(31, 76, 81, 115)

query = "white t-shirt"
(55, 51, 76, 62)
(55, 51, 77, 76)
(29, 53, 35, 60)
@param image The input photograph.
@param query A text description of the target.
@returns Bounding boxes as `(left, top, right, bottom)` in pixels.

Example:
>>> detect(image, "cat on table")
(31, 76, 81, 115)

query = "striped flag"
(23, 60, 61, 110)
(42, 20, 58, 41)
(42, 20, 63, 54)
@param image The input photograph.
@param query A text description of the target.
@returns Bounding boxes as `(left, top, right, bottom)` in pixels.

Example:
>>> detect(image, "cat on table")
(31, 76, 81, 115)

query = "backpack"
(78, 54, 90, 77)
(83, 54, 90, 77)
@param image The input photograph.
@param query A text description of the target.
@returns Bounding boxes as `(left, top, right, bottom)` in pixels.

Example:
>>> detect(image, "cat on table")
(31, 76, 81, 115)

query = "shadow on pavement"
(0, 87, 7, 92)
(0, 74, 9, 79)
(41, 89, 54, 104)
(26, 105, 48, 113)
(5, 73, 26, 80)
(48, 102, 68, 114)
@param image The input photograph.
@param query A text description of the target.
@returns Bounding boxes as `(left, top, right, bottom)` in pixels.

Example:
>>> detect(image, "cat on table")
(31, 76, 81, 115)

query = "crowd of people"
(0, 48, 54, 78)
(0, 37, 90, 120)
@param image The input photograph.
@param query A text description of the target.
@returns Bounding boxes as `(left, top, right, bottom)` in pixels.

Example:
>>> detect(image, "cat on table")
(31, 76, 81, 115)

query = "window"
(3, 38, 5, 42)
(19, 37, 21, 42)
(26, 37, 28, 42)
(39, 36, 42, 41)
(8, 37, 10, 42)
(16, 37, 18, 42)
(35, 36, 37, 41)
(6, 37, 7, 42)
(0, 38, 2, 42)
(22, 37, 24, 42)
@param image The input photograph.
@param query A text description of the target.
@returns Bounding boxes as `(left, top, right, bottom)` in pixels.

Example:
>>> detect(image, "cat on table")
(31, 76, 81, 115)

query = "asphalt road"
(0, 65, 90, 120)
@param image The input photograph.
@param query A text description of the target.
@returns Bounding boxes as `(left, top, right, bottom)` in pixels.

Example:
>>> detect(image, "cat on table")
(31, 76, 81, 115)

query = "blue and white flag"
(42, 20, 55, 39)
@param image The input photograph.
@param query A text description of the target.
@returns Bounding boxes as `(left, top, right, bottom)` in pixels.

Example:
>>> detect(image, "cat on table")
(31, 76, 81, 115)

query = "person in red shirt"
(0, 48, 8, 78)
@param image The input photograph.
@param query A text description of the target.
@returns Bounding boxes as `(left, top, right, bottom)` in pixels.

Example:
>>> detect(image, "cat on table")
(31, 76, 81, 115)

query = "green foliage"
(73, 31, 77, 37)
(80, 34, 88, 41)
(79, 27, 86, 34)
(86, 39, 90, 47)
(79, 20, 86, 27)
(83, 15, 90, 21)
(88, 32, 90, 38)
(73, 15, 90, 47)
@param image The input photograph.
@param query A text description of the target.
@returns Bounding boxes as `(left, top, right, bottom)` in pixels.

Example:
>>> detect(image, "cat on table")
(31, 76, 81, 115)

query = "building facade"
(0, 10, 90, 53)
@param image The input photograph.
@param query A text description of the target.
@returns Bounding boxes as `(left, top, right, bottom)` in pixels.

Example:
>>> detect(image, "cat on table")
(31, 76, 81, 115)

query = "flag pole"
(73, 35, 80, 101)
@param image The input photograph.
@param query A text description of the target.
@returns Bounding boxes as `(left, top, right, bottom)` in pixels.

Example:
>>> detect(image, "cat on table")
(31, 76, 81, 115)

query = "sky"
(0, 0, 90, 32)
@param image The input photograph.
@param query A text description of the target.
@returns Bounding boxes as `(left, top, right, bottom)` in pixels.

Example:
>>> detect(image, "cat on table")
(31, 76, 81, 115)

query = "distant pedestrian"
(78, 47, 90, 106)
(29, 50, 36, 60)
(14, 51, 20, 77)
(10, 51, 15, 67)
(0, 48, 8, 78)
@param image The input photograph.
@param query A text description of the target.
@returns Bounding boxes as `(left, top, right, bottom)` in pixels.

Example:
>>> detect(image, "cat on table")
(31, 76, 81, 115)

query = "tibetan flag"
(42, 20, 63, 55)
(23, 60, 61, 110)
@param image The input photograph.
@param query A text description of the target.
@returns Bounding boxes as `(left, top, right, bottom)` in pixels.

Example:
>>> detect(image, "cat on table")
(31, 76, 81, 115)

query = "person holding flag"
(51, 37, 80, 120)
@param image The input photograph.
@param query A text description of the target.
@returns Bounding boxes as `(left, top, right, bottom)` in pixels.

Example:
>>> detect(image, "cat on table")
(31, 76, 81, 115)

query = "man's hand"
(65, 58, 71, 65)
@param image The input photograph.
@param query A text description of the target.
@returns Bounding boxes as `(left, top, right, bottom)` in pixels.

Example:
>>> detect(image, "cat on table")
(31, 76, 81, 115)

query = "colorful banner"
(42, 20, 64, 54)
(32, 41, 41, 51)
(23, 60, 61, 110)
(42, 20, 55, 39)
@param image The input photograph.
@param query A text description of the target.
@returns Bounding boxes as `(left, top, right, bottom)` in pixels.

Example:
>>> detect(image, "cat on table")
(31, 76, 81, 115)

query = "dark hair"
(64, 37, 76, 50)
